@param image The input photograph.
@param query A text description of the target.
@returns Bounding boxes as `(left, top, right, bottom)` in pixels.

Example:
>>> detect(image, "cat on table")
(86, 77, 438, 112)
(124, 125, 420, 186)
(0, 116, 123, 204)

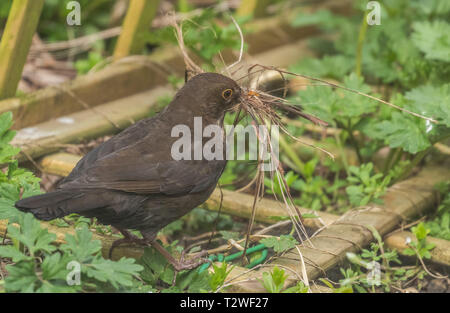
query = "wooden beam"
(237, 0, 271, 18)
(113, 0, 161, 60)
(12, 86, 173, 162)
(0, 0, 45, 100)
(223, 164, 450, 292)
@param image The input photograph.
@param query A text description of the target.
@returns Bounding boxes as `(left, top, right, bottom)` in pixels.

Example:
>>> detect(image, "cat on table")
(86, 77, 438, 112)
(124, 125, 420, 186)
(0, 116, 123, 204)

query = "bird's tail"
(15, 191, 80, 221)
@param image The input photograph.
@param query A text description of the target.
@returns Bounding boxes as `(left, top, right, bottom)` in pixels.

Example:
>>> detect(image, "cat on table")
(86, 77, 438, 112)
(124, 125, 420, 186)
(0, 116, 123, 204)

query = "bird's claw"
(172, 249, 209, 271)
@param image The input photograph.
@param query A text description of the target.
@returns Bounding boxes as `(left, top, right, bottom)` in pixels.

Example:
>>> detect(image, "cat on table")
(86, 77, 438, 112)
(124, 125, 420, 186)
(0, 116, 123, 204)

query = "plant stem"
(383, 148, 396, 174)
(386, 147, 403, 174)
(346, 122, 363, 164)
(355, 11, 368, 77)
(395, 147, 431, 183)
(334, 133, 350, 176)
(279, 135, 305, 176)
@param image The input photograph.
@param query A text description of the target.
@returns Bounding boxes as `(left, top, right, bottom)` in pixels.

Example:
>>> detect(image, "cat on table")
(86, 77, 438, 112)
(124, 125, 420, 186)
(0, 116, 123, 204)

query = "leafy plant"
(139, 245, 211, 293)
(260, 266, 285, 293)
(145, 9, 249, 70)
(345, 163, 390, 206)
(260, 266, 309, 293)
(209, 261, 233, 292)
(424, 181, 450, 240)
(403, 222, 436, 260)
(0, 216, 143, 292)
(338, 227, 429, 292)
(289, 0, 450, 180)
(260, 235, 298, 253)
(75, 52, 105, 75)
(0, 112, 147, 292)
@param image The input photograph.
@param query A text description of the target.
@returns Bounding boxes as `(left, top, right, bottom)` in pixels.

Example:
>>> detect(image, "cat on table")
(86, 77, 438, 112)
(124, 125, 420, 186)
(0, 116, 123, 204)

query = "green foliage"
(260, 266, 309, 293)
(0, 217, 143, 292)
(345, 163, 390, 206)
(0, 112, 145, 292)
(209, 261, 233, 292)
(264, 171, 297, 198)
(139, 246, 213, 293)
(337, 228, 429, 293)
(320, 278, 353, 293)
(0, 113, 41, 222)
(290, 55, 354, 80)
(38, 0, 113, 42)
(259, 266, 287, 293)
(403, 222, 436, 259)
(411, 20, 450, 62)
(424, 181, 450, 240)
(145, 9, 249, 70)
(292, 73, 377, 128)
(290, 0, 450, 161)
(74, 52, 105, 75)
(260, 235, 298, 253)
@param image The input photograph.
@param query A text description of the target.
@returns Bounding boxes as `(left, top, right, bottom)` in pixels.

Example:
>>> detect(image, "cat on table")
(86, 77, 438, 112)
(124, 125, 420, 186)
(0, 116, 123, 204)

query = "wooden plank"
(40, 153, 82, 177)
(203, 189, 338, 229)
(385, 231, 450, 267)
(237, 0, 271, 18)
(113, 0, 161, 60)
(222, 164, 450, 292)
(0, 59, 171, 130)
(0, 0, 45, 100)
(12, 86, 173, 162)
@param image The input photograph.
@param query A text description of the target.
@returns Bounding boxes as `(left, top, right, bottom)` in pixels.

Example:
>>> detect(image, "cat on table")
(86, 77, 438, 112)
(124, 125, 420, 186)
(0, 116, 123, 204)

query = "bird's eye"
(222, 89, 233, 100)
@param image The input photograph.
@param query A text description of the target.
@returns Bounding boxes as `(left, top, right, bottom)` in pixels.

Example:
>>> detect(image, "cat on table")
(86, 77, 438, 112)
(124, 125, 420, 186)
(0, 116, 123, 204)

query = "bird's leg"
(109, 228, 148, 259)
(109, 229, 209, 272)
(149, 240, 209, 272)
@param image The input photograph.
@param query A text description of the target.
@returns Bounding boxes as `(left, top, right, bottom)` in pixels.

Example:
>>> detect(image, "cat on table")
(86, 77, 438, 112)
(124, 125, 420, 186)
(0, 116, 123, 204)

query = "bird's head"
(173, 72, 242, 120)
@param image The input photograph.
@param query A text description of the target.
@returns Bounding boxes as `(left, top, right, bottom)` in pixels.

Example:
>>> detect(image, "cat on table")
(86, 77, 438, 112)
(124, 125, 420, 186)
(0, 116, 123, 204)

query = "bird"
(15, 72, 242, 271)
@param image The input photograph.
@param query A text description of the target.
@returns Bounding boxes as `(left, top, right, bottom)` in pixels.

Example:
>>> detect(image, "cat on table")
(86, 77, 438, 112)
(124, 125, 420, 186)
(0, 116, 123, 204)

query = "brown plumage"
(15, 72, 242, 270)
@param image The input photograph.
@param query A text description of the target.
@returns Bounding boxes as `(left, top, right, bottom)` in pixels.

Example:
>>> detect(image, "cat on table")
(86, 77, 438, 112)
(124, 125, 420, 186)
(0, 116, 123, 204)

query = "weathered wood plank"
(113, 0, 161, 60)
(237, 0, 271, 18)
(0, 59, 171, 130)
(12, 86, 173, 162)
(0, 0, 45, 100)
(222, 164, 450, 292)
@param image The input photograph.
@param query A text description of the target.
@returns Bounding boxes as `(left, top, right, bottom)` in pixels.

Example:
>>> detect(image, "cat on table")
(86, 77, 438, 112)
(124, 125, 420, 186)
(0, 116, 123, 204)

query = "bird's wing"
(59, 118, 226, 195)
(60, 155, 225, 195)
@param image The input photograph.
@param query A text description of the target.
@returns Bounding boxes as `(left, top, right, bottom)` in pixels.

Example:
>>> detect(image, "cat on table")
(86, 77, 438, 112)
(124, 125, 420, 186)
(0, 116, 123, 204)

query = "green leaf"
(61, 225, 102, 262)
(260, 235, 299, 253)
(86, 257, 143, 289)
(405, 84, 450, 127)
(289, 55, 354, 80)
(260, 266, 287, 293)
(3, 262, 37, 292)
(412, 20, 450, 62)
(0, 245, 31, 262)
(7, 213, 57, 256)
(373, 112, 430, 153)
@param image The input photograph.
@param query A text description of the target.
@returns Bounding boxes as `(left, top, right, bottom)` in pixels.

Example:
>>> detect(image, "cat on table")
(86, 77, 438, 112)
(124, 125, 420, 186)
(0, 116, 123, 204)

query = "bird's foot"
(149, 240, 209, 272)
(172, 249, 210, 272)
(109, 229, 148, 259)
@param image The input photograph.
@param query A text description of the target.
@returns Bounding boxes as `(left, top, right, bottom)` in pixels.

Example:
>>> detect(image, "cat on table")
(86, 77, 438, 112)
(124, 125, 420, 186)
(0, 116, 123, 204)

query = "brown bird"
(15, 72, 242, 270)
